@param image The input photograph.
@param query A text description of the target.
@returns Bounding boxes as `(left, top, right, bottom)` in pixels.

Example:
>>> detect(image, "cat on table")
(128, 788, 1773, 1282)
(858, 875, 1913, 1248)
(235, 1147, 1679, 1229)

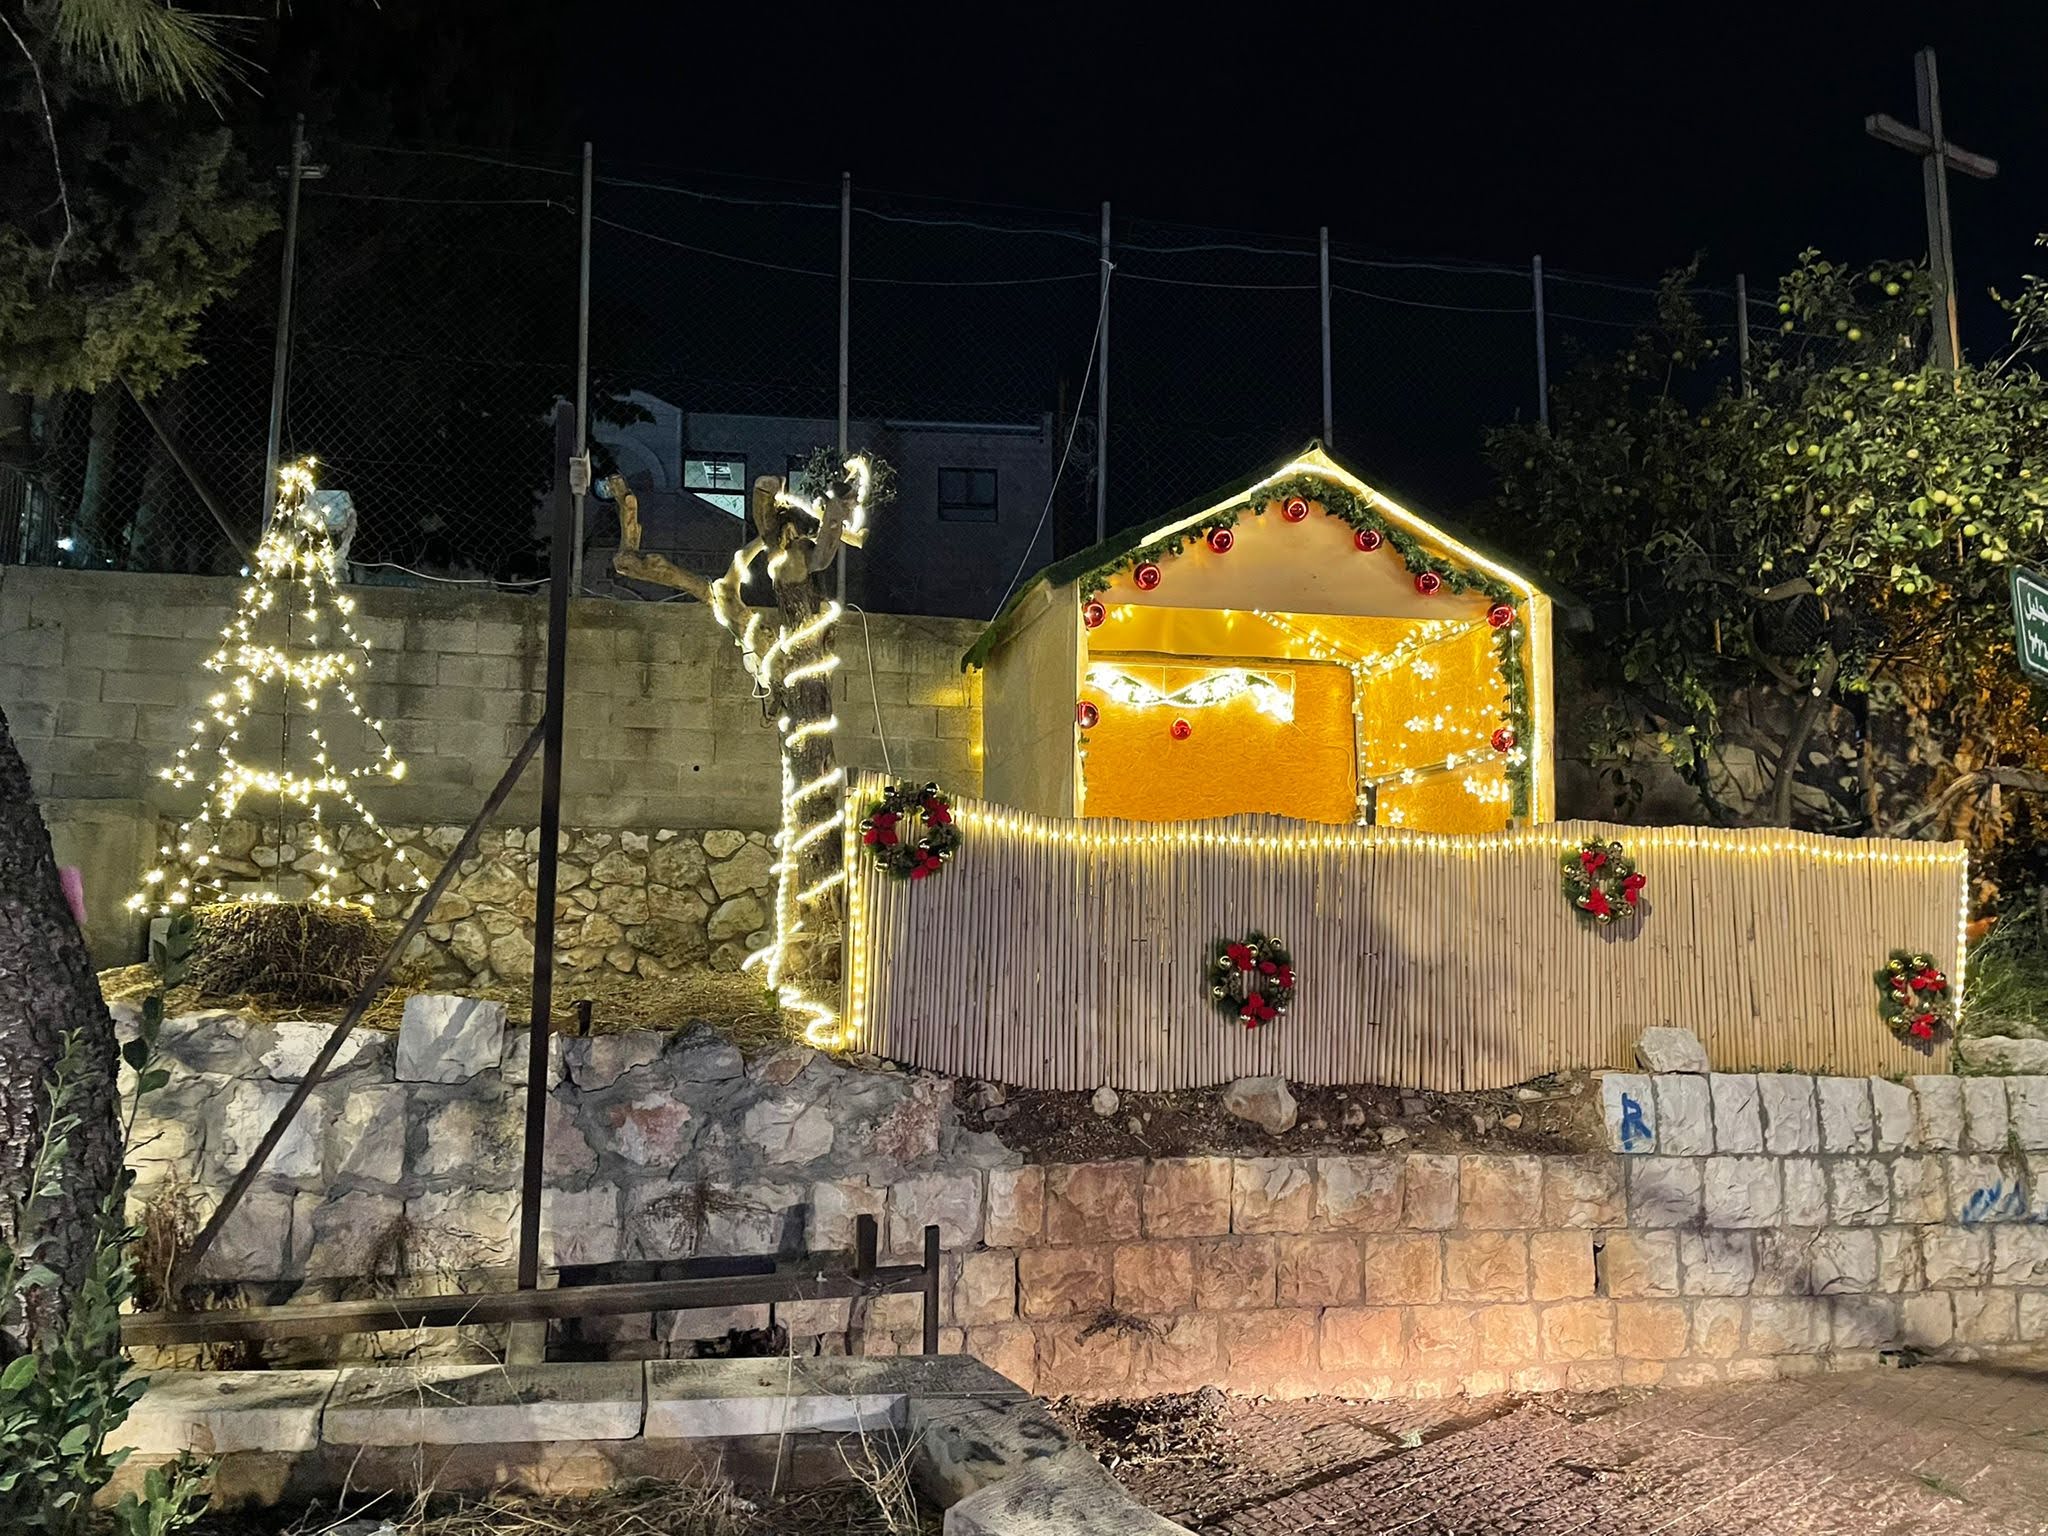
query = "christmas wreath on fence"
(861, 781, 961, 881)
(1210, 931, 1296, 1028)
(1560, 838, 1645, 924)
(1876, 949, 1953, 1052)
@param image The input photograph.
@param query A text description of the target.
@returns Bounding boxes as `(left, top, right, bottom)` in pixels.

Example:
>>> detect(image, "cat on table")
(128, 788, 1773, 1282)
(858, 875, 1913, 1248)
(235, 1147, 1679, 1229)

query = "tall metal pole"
(1319, 226, 1334, 445)
(1532, 254, 1550, 430)
(1096, 201, 1110, 543)
(1735, 273, 1751, 397)
(516, 402, 577, 1307)
(261, 116, 309, 531)
(837, 171, 851, 606)
(571, 142, 593, 594)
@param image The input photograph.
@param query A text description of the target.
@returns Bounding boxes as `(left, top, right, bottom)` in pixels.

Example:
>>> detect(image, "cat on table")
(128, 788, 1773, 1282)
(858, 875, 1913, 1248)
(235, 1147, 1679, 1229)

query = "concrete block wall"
(0, 566, 981, 960)
(0, 566, 980, 826)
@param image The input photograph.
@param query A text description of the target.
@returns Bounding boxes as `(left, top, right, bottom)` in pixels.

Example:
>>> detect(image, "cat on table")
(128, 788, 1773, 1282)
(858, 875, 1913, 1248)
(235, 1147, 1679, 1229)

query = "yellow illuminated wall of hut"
(1079, 606, 1518, 833)
(1081, 659, 1359, 824)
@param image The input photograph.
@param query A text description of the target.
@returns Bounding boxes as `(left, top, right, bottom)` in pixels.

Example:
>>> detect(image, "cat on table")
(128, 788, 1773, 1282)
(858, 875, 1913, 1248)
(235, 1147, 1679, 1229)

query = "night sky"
(582, 5, 2048, 346)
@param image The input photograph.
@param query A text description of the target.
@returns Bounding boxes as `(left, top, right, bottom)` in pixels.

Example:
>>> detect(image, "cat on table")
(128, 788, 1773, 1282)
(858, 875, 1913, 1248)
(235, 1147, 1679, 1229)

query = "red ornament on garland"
(1282, 495, 1311, 522)
(1487, 602, 1516, 629)
(1076, 700, 1100, 729)
(1354, 528, 1384, 552)
(1170, 718, 1192, 740)
(1414, 570, 1443, 596)
(1132, 561, 1162, 591)
(1206, 526, 1235, 554)
(1082, 599, 1106, 629)
(1491, 727, 1516, 753)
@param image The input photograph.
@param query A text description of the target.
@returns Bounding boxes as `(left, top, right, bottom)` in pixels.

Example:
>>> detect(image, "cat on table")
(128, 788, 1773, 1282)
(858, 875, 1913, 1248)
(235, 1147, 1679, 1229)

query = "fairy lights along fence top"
(841, 773, 1968, 1093)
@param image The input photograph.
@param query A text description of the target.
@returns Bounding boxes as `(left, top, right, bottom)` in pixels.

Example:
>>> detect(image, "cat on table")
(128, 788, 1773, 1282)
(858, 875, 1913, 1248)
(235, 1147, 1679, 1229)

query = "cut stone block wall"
(129, 1009, 2048, 1396)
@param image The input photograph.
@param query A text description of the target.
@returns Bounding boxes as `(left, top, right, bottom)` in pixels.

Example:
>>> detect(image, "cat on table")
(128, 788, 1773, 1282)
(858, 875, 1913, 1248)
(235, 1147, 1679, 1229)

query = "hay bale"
(188, 902, 393, 1004)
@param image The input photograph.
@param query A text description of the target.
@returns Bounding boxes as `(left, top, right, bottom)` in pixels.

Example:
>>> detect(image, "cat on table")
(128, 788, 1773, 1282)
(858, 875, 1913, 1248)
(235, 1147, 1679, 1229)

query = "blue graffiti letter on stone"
(1619, 1092, 1652, 1151)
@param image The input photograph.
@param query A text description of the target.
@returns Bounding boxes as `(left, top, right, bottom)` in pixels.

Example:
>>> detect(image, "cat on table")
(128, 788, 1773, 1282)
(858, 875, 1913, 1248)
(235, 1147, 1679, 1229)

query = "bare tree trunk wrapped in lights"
(611, 457, 877, 1043)
(128, 459, 428, 914)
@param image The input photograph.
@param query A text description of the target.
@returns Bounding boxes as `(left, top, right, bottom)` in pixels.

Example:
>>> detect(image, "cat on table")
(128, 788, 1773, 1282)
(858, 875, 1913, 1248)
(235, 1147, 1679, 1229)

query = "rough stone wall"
(130, 1012, 2048, 1396)
(167, 817, 781, 983)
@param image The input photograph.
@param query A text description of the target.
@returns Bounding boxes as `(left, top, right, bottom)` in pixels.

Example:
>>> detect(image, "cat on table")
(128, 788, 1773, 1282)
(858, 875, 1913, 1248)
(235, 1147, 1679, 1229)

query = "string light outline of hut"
(963, 443, 1557, 833)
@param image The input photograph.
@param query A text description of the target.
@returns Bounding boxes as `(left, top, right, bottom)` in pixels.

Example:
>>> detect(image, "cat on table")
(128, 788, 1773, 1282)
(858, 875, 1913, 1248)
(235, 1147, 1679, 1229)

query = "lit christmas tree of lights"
(128, 459, 427, 913)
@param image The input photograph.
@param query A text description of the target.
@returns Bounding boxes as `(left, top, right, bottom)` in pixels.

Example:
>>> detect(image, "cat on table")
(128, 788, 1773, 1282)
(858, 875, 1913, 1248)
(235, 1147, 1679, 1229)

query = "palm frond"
(50, 0, 253, 108)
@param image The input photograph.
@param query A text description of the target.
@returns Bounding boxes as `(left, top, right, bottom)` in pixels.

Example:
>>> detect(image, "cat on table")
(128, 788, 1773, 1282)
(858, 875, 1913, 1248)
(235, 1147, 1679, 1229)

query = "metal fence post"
(837, 170, 851, 606)
(1096, 201, 1111, 542)
(1319, 226, 1333, 444)
(571, 142, 593, 594)
(1735, 272, 1751, 397)
(1532, 254, 1550, 430)
(515, 403, 578, 1323)
(261, 116, 309, 532)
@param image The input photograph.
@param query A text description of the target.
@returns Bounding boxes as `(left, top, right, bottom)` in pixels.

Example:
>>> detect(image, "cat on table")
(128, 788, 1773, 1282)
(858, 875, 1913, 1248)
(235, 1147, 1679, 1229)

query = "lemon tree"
(1488, 248, 2048, 877)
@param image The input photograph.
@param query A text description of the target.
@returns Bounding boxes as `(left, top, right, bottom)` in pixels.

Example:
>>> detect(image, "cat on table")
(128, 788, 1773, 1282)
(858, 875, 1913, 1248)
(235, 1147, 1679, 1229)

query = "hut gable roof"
(963, 442, 1544, 670)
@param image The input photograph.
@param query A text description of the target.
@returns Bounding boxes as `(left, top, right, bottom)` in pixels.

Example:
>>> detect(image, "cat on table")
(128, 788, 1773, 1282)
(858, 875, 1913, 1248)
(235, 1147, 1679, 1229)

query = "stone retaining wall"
(132, 1008, 2048, 1395)
(171, 817, 783, 983)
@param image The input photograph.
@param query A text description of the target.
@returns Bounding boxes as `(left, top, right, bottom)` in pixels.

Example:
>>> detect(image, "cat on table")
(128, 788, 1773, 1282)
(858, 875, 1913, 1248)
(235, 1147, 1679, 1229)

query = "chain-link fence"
(2, 136, 1771, 620)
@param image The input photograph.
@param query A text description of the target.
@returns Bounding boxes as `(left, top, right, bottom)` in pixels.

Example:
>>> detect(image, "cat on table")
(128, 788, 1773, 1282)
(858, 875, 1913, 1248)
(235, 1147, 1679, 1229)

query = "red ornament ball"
(1282, 495, 1311, 522)
(1354, 528, 1384, 553)
(1206, 526, 1235, 554)
(1487, 602, 1516, 629)
(1170, 718, 1192, 740)
(1491, 727, 1516, 753)
(1081, 599, 1106, 629)
(1132, 561, 1162, 591)
(1414, 570, 1443, 596)
(1076, 700, 1100, 729)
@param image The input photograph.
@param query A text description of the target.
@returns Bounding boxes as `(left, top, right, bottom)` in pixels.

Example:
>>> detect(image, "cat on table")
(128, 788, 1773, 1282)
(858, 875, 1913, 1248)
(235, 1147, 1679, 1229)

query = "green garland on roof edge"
(1078, 476, 1533, 820)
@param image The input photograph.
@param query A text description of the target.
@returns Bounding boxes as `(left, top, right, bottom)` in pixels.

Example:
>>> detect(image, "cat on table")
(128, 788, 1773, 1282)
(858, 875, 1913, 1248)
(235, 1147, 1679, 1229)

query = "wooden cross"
(1865, 47, 1999, 371)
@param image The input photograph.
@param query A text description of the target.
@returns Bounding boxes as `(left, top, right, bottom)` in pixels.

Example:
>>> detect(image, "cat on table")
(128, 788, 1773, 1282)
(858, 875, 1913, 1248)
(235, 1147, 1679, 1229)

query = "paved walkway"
(1099, 1359, 2048, 1534)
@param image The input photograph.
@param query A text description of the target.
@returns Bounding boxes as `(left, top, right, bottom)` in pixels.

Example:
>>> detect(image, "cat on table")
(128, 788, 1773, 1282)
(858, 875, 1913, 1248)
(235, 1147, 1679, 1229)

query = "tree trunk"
(770, 542, 841, 975)
(1765, 649, 1839, 828)
(0, 705, 118, 1349)
(76, 389, 126, 566)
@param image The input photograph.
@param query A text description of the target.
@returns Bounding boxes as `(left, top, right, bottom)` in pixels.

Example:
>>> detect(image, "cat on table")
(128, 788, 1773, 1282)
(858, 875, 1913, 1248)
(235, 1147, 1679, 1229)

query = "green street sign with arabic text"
(2011, 565, 2048, 686)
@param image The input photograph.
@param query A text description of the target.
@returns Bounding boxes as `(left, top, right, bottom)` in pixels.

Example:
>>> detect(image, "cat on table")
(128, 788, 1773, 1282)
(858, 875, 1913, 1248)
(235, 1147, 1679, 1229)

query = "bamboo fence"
(842, 773, 1969, 1091)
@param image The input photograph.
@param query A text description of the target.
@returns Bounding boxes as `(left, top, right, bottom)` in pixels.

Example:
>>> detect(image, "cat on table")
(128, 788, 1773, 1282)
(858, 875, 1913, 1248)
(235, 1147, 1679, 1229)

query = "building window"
(937, 467, 998, 522)
(684, 454, 747, 517)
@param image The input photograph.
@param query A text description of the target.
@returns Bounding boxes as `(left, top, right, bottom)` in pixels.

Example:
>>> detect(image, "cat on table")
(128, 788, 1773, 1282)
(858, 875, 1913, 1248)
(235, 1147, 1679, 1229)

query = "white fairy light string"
(698, 456, 874, 1048)
(129, 459, 426, 913)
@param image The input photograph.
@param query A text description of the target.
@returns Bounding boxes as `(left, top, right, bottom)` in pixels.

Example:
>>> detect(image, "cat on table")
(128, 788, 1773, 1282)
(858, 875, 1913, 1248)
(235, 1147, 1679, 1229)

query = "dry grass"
(99, 962, 794, 1045)
(187, 901, 393, 1004)
(191, 1476, 938, 1535)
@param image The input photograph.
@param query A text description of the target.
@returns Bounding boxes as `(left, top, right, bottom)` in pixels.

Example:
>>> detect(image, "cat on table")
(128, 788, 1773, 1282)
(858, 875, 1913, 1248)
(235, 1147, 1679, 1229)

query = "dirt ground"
(962, 1071, 1605, 1162)
(1057, 1356, 2048, 1534)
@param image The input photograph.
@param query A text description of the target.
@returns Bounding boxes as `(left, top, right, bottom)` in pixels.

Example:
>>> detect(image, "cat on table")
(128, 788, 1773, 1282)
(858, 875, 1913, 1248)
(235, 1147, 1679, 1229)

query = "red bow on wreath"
(1580, 848, 1609, 874)
(1620, 871, 1646, 903)
(863, 811, 900, 847)
(1911, 967, 1944, 992)
(1583, 888, 1612, 919)
(1226, 942, 1256, 972)
(1273, 965, 1295, 990)
(908, 848, 943, 880)
(1909, 1013, 1938, 1040)
(1240, 992, 1278, 1028)
(922, 798, 953, 826)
